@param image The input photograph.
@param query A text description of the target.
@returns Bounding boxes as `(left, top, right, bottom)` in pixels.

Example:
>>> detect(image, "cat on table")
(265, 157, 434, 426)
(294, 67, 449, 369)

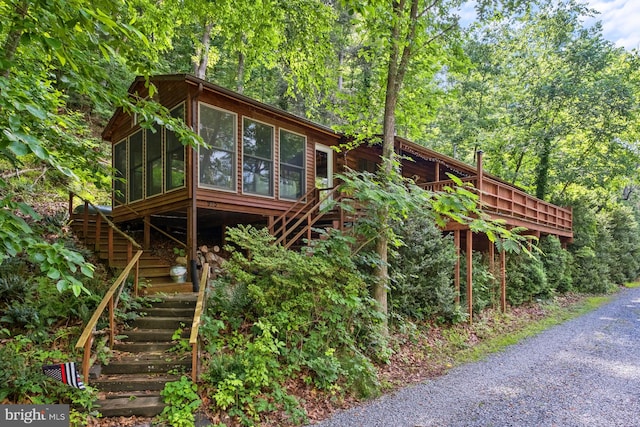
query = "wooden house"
(100, 74, 573, 312)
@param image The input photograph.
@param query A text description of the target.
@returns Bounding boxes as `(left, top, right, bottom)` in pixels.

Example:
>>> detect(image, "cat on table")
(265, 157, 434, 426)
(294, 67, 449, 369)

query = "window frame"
(278, 128, 307, 200)
(165, 103, 186, 193)
(197, 102, 238, 192)
(242, 117, 275, 198)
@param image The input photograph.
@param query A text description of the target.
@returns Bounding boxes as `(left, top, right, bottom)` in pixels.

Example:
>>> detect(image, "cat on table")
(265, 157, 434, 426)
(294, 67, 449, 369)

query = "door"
(315, 144, 333, 209)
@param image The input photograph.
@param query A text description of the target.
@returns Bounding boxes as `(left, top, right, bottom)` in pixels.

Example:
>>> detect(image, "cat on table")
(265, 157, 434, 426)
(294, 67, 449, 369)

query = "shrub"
(505, 250, 549, 305)
(539, 235, 572, 293)
(389, 215, 459, 322)
(459, 251, 496, 314)
(203, 225, 385, 425)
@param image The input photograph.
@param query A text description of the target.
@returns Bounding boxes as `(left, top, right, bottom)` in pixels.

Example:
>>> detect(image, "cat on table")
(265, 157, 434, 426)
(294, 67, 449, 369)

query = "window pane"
(200, 150, 234, 189)
(279, 130, 305, 200)
(129, 131, 143, 201)
(199, 104, 236, 190)
(280, 165, 303, 199)
(166, 105, 185, 190)
(200, 105, 236, 151)
(243, 119, 273, 159)
(113, 141, 127, 204)
(280, 130, 305, 167)
(146, 127, 163, 197)
(243, 157, 273, 196)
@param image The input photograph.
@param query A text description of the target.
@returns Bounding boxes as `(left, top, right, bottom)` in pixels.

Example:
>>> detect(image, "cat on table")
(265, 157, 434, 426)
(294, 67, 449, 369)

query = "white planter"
(169, 265, 187, 283)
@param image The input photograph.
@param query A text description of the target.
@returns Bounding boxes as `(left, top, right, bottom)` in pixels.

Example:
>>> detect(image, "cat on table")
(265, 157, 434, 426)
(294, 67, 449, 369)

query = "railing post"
(192, 343, 198, 383)
(134, 259, 140, 298)
(108, 227, 114, 267)
(109, 296, 115, 348)
(82, 334, 92, 386)
(95, 213, 102, 252)
(82, 201, 89, 240)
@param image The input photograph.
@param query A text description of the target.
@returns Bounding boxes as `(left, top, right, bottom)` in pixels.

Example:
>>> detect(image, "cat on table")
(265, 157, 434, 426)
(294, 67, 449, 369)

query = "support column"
(500, 248, 507, 313)
(144, 215, 151, 250)
(489, 241, 495, 308)
(454, 230, 461, 305)
(466, 229, 473, 323)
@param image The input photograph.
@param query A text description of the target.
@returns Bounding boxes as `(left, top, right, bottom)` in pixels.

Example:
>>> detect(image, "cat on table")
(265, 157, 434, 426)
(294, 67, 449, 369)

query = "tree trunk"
(237, 50, 245, 94)
(1, 0, 29, 78)
(193, 22, 213, 79)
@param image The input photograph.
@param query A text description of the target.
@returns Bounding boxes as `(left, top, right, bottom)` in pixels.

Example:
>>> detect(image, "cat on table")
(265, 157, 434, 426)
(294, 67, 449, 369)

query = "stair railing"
(189, 263, 210, 383)
(74, 250, 144, 386)
(274, 186, 344, 249)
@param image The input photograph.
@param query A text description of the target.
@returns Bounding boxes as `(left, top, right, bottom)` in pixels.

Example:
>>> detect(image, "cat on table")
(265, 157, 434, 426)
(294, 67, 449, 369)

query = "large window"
(279, 130, 305, 199)
(166, 105, 185, 191)
(199, 104, 236, 190)
(113, 140, 127, 204)
(243, 118, 274, 196)
(146, 126, 163, 197)
(129, 131, 143, 202)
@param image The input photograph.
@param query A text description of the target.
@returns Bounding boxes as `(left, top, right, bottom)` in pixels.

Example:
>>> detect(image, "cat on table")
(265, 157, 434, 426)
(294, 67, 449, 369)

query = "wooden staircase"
(91, 294, 197, 417)
(70, 210, 193, 294)
(70, 207, 202, 418)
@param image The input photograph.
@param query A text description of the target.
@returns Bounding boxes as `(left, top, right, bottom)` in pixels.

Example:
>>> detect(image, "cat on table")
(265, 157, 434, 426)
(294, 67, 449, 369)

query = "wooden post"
(108, 227, 114, 267)
(192, 343, 198, 383)
(500, 248, 507, 313)
(187, 206, 198, 291)
(144, 215, 151, 250)
(109, 296, 115, 348)
(489, 241, 495, 308)
(68, 192, 74, 217)
(466, 229, 473, 323)
(476, 150, 484, 200)
(134, 259, 140, 298)
(82, 201, 89, 240)
(434, 161, 440, 182)
(454, 230, 460, 305)
(95, 213, 102, 252)
(82, 335, 92, 386)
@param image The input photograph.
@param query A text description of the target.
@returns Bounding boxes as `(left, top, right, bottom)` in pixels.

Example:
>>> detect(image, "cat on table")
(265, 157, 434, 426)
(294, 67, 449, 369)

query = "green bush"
(460, 251, 496, 314)
(539, 235, 572, 293)
(203, 225, 385, 425)
(506, 251, 549, 305)
(389, 215, 459, 322)
(608, 205, 640, 284)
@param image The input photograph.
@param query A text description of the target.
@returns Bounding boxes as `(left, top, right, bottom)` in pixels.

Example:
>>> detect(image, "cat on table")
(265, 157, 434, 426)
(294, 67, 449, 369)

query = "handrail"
(75, 250, 144, 386)
(112, 198, 187, 250)
(275, 186, 343, 248)
(269, 186, 319, 238)
(69, 193, 142, 250)
(189, 263, 210, 383)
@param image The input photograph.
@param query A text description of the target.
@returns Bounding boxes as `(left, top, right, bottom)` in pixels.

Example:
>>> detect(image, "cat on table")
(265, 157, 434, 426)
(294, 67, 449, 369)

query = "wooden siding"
(102, 75, 572, 240)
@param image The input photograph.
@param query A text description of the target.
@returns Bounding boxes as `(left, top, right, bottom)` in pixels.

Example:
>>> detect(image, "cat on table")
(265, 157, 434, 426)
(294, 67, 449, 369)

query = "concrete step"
(131, 316, 192, 330)
(101, 355, 191, 375)
(92, 373, 180, 392)
(94, 395, 165, 418)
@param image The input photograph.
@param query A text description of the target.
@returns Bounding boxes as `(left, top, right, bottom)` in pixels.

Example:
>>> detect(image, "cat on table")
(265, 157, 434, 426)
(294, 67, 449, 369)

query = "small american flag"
(42, 362, 86, 390)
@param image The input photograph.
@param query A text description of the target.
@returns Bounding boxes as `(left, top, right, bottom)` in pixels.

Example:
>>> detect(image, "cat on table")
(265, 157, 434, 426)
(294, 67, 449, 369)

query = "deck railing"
(74, 250, 143, 386)
(189, 263, 210, 382)
(422, 176, 572, 233)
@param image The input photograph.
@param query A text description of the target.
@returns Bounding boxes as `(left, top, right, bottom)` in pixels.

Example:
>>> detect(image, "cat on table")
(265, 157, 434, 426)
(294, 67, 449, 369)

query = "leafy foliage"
(159, 376, 202, 427)
(389, 214, 460, 322)
(202, 225, 385, 425)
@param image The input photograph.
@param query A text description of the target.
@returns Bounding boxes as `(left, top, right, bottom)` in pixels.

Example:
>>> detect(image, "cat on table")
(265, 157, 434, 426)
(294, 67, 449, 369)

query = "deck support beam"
(454, 230, 460, 305)
(466, 229, 473, 323)
(500, 247, 507, 313)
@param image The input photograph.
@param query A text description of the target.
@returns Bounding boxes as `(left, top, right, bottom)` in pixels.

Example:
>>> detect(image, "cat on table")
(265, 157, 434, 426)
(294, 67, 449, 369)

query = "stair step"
(101, 355, 191, 375)
(95, 395, 165, 418)
(92, 373, 180, 392)
(131, 316, 192, 330)
(139, 307, 195, 317)
(118, 328, 189, 342)
(141, 282, 195, 295)
(113, 342, 178, 353)
(145, 294, 198, 308)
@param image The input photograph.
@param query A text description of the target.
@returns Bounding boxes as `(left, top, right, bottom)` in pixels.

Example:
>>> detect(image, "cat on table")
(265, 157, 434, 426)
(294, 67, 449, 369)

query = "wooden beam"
(454, 230, 460, 305)
(500, 248, 507, 313)
(144, 215, 151, 250)
(466, 229, 473, 323)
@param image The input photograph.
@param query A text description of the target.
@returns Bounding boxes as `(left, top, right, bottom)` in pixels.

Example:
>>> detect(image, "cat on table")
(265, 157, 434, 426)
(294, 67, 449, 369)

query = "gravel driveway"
(310, 287, 640, 427)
